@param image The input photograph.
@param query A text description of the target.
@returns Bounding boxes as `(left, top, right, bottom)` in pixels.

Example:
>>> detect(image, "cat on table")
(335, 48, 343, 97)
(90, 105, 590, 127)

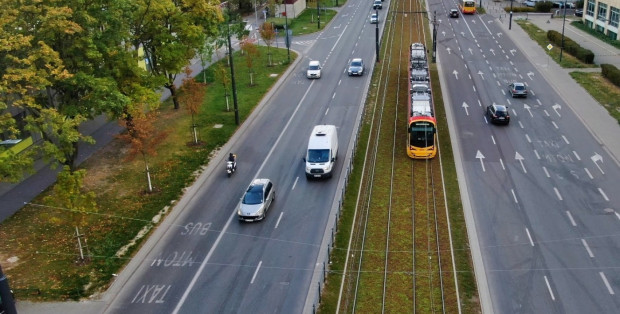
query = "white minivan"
(303, 125, 338, 179)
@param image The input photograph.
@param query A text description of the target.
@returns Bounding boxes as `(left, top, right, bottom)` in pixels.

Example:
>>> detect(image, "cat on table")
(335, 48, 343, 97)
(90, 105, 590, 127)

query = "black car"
(486, 104, 510, 125)
(575, 9, 583, 17)
(449, 9, 459, 18)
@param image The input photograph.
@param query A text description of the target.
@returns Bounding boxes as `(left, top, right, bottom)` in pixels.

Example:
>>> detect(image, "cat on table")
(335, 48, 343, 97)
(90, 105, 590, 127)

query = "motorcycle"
(226, 154, 237, 177)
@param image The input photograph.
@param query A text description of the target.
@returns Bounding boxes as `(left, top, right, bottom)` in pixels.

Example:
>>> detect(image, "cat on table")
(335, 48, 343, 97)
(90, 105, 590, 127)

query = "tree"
(259, 22, 276, 66)
(214, 63, 232, 111)
(178, 67, 206, 144)
(117, 107, 167, 193)
(240, 38, 260, 86)
(131, 0, 224, 110)
(43, 165, 97, 262)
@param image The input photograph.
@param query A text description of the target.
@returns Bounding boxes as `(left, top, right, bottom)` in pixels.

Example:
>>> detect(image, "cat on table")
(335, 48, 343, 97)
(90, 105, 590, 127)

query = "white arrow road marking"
(552, 103, 562, 117)
(476, 150, 486, 172)
(510, 49, 516, 56)
(453, 70, 459, 79)
(446, 47, 451, 54)
(497, 32, 502, 37)
(515, 152, 527, 173)
(490, 48, 495, 55)
(462, 102, 470, 115)
(527, 72, 535, 80)
(524, 104, 533, 117)
(478, 71, 485, 79)
(591, 153, 604, 174)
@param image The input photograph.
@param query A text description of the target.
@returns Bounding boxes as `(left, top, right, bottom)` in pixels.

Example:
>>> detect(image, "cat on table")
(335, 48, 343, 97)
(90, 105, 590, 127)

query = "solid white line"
(566, 211, 577, 226)
(275, 212, 284, 229)
(250, 261, 262, 284)
(585, 168, 593, 179)
(600, 272, 615, 295)
(543, 167, 550, 178)
(526, 228, 534, 246)
(292, 176, 299, 190)
(500, 158, 505, 170)
(581, 239, 595, 258)
(562, 135, 570, 144)
(599, 188, 609, 201)
(534, 150, 541, 159)
(544, 276, 556, 300)
(511, 189, 518, 203)
(554, 187, 563, 200)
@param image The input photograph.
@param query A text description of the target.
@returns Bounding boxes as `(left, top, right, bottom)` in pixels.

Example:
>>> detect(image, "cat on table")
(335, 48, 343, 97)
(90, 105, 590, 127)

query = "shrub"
(601, 64, 620, 87)
(536, 1, 554, 12)
(546, 30, 596, 63)
(505, 7, 536, 13)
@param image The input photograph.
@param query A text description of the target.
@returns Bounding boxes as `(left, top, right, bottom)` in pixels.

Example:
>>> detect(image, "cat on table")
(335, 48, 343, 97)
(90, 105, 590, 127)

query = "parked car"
(508, 82, 528, 98)
(306, 60, 321, 79)
(524, 0, 540, 7)
(370, 13, 378, 24)
(348, 58, 365, 76)
(575, 9, 583, 17)
(237, 178, 275, 222)
(486, 104, 510, 125)
(449, 9, 459, 18)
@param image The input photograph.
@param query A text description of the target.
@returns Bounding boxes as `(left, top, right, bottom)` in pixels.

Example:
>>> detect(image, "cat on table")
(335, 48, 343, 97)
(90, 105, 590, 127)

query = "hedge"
(547, 30, 595, 63)
(601, 64, 620, 87)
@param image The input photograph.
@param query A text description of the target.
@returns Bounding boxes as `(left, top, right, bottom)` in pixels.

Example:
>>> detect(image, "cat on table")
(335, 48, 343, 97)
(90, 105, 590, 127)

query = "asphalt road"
(101, 1, 384, 313)
(434, 1, 620, 313)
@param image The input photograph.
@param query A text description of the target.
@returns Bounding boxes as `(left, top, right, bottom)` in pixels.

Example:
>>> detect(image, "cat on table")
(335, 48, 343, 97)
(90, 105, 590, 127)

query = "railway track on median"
(333, 0, 462, 312)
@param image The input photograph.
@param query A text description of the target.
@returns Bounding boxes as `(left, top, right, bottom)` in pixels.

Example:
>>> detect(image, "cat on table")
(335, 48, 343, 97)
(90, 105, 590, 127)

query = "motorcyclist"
(228, 153, 237, 170)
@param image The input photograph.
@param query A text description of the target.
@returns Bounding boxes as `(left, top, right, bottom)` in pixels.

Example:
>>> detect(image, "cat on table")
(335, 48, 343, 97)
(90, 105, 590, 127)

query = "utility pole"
(375, 8, 380, 62)
(285, 2, 291, 63)
(0, 264, 17, 314)
(432, 11, 438, 63)
(227, 9, 240, 125)
(317, 0, 321, 29)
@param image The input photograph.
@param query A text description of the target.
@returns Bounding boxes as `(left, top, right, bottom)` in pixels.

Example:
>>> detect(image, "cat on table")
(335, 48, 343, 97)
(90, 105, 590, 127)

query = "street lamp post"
(317, 0, 321, 29)
(509, 0, 514, 30)
(284, 2, 290, 63)
(560, 0, 568, 61)
(226, 9, 240, 125)
(432, 11, 438, 63)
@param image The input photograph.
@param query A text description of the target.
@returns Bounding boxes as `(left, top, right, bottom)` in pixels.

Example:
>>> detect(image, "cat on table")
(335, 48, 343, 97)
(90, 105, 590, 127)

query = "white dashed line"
(292, 176, 299, 190)
(562, 135, 570, 144)
(544, 109, 550, 116)
(512, 189, 518, 203)
(552, 121, 559, 129)
(500, 158, 505, 170)
(600, 272, 615, 295)
(250, 261, 262, 284)
(543, 167, 550, 178)
(275, 212, 284, 229)
(584, 168, 593, 179)
(526, 228, 534, 246)
(566, 211, 577, 226)
(491, 135, 496, 145)
(544, 276, 556, 300)
(525, 134, 532, 143)
(581, 239, 595, 257)
(573, 151, 581, 160)
(554, 187, 563, 200)
(599, 188, 609, 201)
(534, 150, 540, 159)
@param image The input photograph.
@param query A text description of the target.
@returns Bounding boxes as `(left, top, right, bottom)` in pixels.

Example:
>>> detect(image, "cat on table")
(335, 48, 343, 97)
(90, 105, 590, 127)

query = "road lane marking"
(566, 211, 577, 226)
(585, 168, 593, 179)
(251, 261, 262, 284)
(500, 158, 505, 170)
(552, 121, 558, 129)
(543, 166, 550, 178)
(511, 189, 518, 203)
(525, 134, 531, 143)
(526, 228, 534, 246)
(491, 135, 496, 145)
(292, 176, 299, 190)
(544, 276, 556, 300)
(275, 212, 284, 229)
(562, 135, 570, 144)
(573, 151, 581, 160)
(615, 211, 620, 221)
(600, 272, 615, 295)
(534, 150, 540, 159)
(554, 187, 563, 200)
(544, 109, 550, 116)
(581, 239, 594, 257)
(599, 188, 609, 201)
(518, 121, 524, 129)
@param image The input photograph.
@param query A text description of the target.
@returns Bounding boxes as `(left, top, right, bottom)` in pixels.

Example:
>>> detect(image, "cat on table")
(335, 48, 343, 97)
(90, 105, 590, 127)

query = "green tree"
(214, 63, 232, 111)
(240, 38, 260, 86)
(259, 22, 276, 66)
(130, 0, 224, 110)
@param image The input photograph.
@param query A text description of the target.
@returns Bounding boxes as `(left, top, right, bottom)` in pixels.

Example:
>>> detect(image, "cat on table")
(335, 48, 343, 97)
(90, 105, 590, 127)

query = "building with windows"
(582, 0, 620, 40)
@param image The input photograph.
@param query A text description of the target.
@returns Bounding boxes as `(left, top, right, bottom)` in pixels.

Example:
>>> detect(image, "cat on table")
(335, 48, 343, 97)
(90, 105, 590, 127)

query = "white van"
(306, 60, 321, 79)
(304, 125, 338, 179)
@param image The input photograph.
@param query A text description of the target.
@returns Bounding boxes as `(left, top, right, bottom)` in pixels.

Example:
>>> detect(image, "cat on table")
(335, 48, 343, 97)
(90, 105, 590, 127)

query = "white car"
(370, 13, 378, 24)
(237, 178, 275, 222)
(306, 60, 321, 79)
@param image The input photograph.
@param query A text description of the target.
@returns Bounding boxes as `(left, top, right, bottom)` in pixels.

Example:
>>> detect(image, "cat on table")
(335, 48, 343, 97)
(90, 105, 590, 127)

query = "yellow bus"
(459, 0, 476, 14)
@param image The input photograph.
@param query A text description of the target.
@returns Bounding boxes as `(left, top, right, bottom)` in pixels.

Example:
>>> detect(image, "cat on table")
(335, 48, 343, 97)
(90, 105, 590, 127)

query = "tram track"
(334, 0, 460, 312)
